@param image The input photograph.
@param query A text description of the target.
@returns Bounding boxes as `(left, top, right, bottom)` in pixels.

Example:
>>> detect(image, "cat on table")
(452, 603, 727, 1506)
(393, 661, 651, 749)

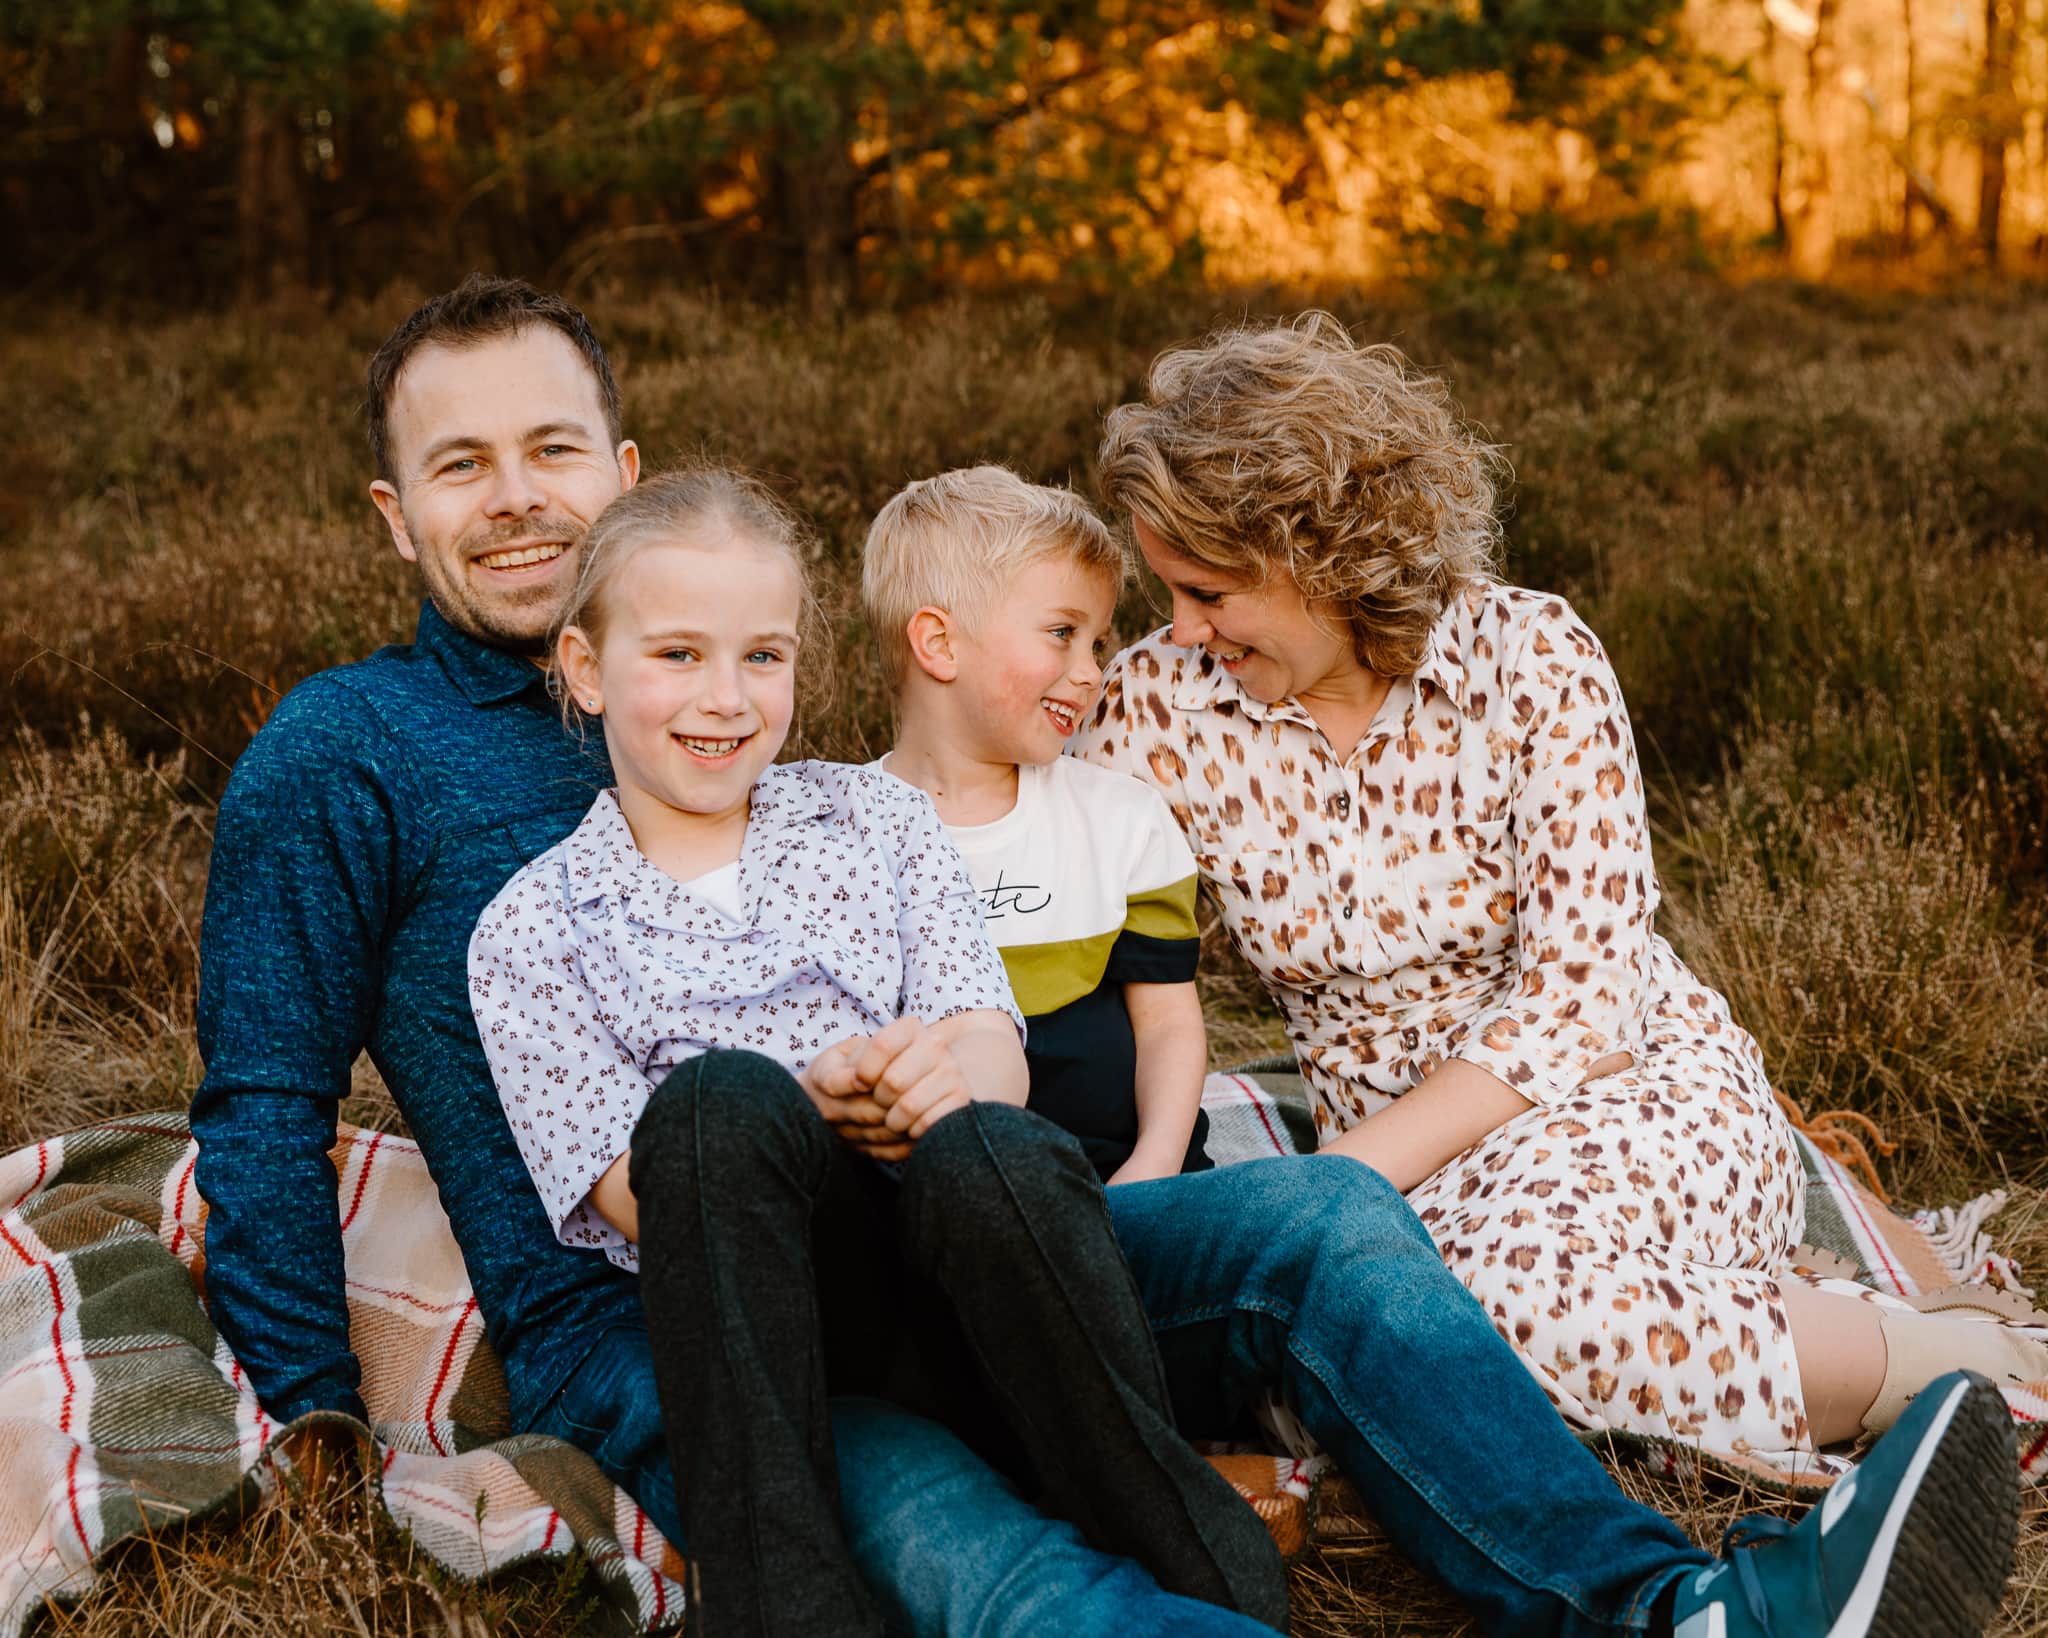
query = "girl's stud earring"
(586, 699, 600, 710)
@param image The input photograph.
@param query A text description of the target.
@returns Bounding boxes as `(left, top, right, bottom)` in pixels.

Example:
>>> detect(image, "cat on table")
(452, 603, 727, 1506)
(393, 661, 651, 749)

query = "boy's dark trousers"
(627, 1048, 1287, 1638)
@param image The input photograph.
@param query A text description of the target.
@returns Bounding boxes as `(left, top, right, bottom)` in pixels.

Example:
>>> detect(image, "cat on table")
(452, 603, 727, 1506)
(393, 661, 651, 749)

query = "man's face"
(369, 326, 639, 653)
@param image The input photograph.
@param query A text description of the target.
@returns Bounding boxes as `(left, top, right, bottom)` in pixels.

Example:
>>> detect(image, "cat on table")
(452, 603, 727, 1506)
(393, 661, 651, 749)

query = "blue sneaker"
(1670, 1370, 2016, 1638)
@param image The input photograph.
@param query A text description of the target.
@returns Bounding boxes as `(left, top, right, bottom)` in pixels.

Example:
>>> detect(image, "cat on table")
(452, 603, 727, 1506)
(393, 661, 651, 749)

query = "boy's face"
(950, 555, 1119, 767)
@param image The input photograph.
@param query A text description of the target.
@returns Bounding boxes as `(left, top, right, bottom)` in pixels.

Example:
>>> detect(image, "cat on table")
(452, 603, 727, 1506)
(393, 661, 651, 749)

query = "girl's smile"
(559, 531, 802, 881)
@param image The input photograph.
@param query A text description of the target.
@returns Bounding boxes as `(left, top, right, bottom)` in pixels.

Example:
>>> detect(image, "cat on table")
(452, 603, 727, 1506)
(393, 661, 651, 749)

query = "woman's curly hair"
(1099, 312, 1508, 677)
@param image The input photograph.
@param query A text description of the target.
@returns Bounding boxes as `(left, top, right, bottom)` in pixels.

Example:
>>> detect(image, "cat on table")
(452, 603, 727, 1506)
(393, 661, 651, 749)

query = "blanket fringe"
(1909, 1191, 2036, 1299)
(1775, 1093, 1898, 1203)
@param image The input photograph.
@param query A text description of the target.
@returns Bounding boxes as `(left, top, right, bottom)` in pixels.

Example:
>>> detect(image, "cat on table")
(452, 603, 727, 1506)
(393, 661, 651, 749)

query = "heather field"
(3, 276, 2046, 1633)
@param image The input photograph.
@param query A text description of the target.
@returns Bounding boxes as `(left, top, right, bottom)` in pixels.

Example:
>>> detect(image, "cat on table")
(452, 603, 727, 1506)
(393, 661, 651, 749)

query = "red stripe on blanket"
(229, 1358, 272, 1450)
(635, 1508, 667, 1623)
(422, 1299, 476, 1457)
(169, 1148, 198, 1259)
(0, 1210, 34, 1269)
(9, 1142, 48, 1210)
(343, 1281, 472, 1318)
(1822, 1148, 1910, 1295)
(541, 1509, 559, 1551)
(1242, 1082, 1290, 1156)
(44, 1262, 76, 1434)
(63, 1444, 88, 1559)
(340, 1132, 386, 1235)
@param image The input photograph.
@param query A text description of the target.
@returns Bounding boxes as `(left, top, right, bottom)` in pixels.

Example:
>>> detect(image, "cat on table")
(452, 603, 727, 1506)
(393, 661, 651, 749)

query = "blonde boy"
(863, 466, 1210, 1185)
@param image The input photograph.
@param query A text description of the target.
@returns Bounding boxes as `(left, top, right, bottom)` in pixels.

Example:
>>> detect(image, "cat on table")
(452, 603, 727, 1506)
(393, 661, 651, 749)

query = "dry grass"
(29, 1454, 604, 1637)
(3, 273, 2045, 1631)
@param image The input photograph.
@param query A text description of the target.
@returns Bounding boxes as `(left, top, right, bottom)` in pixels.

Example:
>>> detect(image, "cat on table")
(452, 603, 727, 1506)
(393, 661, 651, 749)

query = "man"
(194, 274, 2018, 1638)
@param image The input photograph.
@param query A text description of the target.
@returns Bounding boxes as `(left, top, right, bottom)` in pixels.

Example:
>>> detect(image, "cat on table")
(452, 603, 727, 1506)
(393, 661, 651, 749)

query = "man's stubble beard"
(410, 511, 589, 657)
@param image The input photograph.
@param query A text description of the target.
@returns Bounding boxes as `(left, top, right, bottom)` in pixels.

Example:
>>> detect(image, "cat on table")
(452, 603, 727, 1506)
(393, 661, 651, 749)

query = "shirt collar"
(1165, 586, 1475, 723)
(415, 600, 548, 706)
(560, 765, 840, 915)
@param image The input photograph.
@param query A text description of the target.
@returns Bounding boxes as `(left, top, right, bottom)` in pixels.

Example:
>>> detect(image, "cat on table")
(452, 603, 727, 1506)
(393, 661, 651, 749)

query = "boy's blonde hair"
(861, 465, 1125, 690)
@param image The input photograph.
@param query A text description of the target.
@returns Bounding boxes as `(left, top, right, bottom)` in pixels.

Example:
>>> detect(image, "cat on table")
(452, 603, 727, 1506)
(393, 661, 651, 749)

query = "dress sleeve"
(1455, 601, 1657, 1107)
(468, 868, 652, 1265)
(1071, 637, 1189, 817)
(871, 780, 1024, 1034)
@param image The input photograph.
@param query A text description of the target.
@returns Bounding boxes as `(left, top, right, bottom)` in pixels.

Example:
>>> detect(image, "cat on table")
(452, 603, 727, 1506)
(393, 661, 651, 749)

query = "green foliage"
(2, 0, 1715, 300)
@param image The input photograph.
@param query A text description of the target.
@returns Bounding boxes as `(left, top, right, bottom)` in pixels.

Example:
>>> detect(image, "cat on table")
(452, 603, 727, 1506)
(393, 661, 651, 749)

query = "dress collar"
(415, 601, 548, 706)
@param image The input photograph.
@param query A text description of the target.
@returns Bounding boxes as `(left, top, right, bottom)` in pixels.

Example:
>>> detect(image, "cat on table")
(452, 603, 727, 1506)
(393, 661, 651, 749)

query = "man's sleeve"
(191, 680, 416, 1425)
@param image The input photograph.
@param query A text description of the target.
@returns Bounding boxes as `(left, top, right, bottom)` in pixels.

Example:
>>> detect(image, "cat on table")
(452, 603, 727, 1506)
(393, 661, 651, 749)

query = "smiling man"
(193, 277, 654, 1484)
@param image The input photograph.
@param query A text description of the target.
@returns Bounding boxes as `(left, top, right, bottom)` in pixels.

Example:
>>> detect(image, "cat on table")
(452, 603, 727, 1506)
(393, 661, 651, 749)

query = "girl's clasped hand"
(800, 1014, 979, 1161)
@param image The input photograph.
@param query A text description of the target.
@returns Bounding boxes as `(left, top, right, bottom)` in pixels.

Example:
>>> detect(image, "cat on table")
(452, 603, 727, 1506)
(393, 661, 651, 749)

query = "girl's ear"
(558, 625, 603, 713)
(905, 607, 959, 683)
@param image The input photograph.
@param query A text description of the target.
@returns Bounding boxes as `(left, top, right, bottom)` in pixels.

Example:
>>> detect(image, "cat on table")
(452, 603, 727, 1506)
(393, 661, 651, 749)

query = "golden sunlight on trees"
(4, 0, 2044, 300)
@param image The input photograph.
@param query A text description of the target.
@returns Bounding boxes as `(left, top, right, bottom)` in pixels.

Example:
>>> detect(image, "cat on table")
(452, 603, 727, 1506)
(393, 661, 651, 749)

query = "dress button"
(1335, 793, 1351, 815)
(1343, 905, 1355, 920)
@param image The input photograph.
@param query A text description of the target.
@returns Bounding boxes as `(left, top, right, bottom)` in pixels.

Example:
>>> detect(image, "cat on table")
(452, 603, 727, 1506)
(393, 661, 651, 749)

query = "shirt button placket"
(1329, 780, 1357, 919)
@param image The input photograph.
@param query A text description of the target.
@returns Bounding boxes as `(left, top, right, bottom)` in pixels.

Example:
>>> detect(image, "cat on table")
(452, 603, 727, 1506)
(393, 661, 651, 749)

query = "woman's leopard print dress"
(1077, 581, 1813, 1459)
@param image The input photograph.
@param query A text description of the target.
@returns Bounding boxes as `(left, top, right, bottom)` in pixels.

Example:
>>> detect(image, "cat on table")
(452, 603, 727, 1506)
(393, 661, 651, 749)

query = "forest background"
(9, 0, 2048, 302)
(5, 1, 2048, 1634)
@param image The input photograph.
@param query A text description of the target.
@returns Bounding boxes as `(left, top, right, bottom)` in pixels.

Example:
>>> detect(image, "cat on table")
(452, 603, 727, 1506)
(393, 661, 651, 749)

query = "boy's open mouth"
(1041, 699, 1079, 735)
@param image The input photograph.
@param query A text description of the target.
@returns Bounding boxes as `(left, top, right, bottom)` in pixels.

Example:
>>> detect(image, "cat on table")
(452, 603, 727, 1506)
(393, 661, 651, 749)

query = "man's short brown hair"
(365, 273, 623, 484)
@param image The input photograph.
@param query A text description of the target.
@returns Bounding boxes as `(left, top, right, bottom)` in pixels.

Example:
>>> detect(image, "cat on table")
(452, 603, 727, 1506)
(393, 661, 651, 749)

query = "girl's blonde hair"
(1098, 312, 1508, 678)
(548, 467, 827, 726)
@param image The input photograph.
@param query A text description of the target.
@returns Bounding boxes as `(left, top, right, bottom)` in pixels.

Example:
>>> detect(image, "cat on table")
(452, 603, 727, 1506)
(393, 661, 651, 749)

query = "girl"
(467, 469, 1285, 1637)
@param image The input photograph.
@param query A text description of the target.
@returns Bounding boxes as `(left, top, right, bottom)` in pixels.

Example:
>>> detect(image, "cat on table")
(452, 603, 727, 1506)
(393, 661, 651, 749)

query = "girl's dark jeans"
(626, 1048, 1287, 1638)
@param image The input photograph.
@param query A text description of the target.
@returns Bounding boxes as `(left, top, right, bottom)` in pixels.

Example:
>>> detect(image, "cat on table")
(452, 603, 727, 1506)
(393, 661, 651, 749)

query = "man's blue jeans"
(1108, 1155, 1714, 1636)
(538, 1153, 1713, 1635)
(531, 1336, 1268, 1636)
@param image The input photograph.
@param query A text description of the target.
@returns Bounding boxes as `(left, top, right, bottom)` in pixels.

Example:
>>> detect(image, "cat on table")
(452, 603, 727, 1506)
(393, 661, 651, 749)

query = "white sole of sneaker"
(1837, 1374, 2016, 1638)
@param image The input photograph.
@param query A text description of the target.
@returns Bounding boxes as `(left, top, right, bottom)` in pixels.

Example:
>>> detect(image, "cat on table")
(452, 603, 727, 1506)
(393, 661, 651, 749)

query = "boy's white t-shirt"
(873, 755, 1200, 1016)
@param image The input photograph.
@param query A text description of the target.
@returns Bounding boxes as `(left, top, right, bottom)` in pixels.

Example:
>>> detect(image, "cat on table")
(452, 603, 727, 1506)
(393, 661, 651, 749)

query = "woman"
(1077, 312, 2045, 1466)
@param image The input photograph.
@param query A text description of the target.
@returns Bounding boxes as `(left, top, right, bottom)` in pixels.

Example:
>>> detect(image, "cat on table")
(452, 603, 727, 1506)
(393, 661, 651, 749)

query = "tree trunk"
(1785, 0, 1842, 279)
(1902, 0, 1920, 250)
(1760, 12, 1789, 245)
(237, 91, 310, 299)
(1977, 0, 2010, 259)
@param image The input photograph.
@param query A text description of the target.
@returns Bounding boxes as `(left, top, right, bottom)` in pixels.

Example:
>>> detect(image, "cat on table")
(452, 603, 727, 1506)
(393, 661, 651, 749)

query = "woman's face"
(1132, 519, 1361, 705)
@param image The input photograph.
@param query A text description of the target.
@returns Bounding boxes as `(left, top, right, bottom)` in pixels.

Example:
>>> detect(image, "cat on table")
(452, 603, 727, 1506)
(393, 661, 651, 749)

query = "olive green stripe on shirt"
(1122, 872, 1199, 942)
(997, 930, 1124, 1018)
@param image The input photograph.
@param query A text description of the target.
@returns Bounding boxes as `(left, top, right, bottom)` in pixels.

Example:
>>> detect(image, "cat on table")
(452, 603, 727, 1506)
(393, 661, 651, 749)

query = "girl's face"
(562, 533, 802, 837)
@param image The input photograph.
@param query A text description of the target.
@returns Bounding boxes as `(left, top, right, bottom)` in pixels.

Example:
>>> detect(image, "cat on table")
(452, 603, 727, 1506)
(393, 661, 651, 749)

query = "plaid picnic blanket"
(0, 1111, 685, 1638)
(3, 1078, 2040, 1633)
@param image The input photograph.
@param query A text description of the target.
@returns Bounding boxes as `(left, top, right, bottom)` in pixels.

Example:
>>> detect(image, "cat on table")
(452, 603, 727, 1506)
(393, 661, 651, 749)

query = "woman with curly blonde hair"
(1076, 312, 2048, 1472)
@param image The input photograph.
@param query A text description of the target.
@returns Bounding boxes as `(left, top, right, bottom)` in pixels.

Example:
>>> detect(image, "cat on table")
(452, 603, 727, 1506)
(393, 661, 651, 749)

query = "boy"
(863, 465, 1211, 1184)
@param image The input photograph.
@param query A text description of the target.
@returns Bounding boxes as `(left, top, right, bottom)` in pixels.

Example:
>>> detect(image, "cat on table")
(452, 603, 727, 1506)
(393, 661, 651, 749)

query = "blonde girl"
(467, 469, 1286, 1637)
